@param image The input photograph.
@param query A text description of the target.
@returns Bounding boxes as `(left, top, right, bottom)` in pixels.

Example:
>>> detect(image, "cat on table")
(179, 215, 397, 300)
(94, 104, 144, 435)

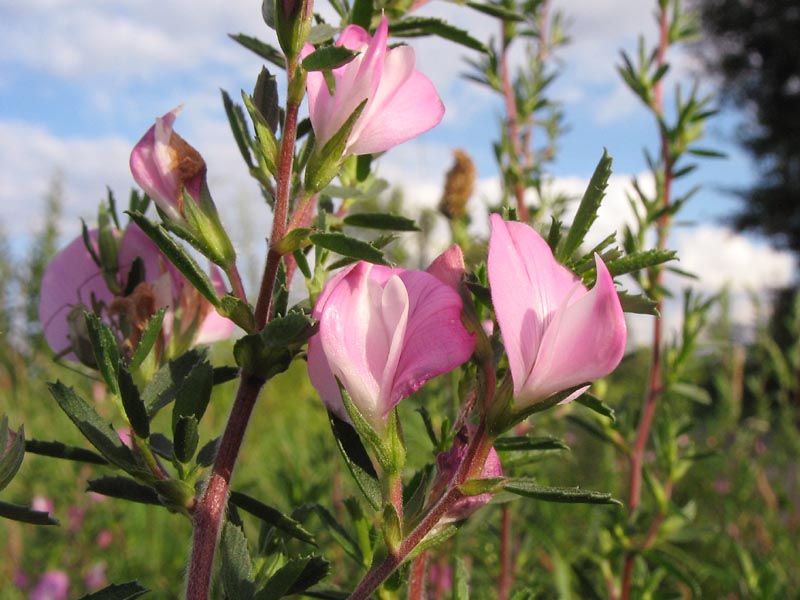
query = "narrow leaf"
(25, 439, 108, 466)
(494, 435, 569, 453)
(221, 88, 255, 169)
(230, 490, 316, 545)
(0, 500, 58, 525)
(343, 212, 420, 231)
(302, 46, 358, 71)
(574, 394, 616, 422)
(391, 17, 487, 53)
(141, 348, 208, 415)
(47, 382, 136, 471)
(118, 368, 150, 438)
(84, 312, 120, 395)
(228, 33, 285, 69)
(311, 233, 389, 265)
(173, 416, 199, 463)
(129, 307, 167, 370)
(86, 476, 160, 505)
(466, 1, 524, 21)
(328, 412, 381, 510)
(503, 479, 622, 505)
(77, 581, 150, 600)
(172, 360, 214, 431)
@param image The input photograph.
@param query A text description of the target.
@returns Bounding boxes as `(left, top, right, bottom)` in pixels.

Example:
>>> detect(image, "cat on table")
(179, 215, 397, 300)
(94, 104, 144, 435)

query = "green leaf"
(303, 503, 362, 564)
(0, 417, 25, 492)
(229, 490, 316, 545)
(502, 479, 622, 505)
(328, 411, 381, 510)
(47, 382, 137, 471)
(233, 312, 314, 378)
(351, 0, 372, 28)
(25, 439, 108, 466)
(453, 556, 470, 600)
(574, 393, 616, 422)
(218, 294, 257, 333)
(256, 556, 331, 600)
(126, 211, 221, 307)
(0, 500, 58, 525)
(391, 17, 487, 53)
(343, 212, 420, 231)
(311, 233, 389, 265)
(459, 477, 504, 496)
(195, 437, 219, 467)
(86, 476, 161, 505)
(228, 33, 285, 69)
(466, 1, 524, 21)
(242, 91, 279, 178)
(118, 368, 150, 438)
(172, 360, 214, 431)
(305, 100, 368, 192)
(141, 348, 208, 416)
(173, 416, 199, 463)
(83, 312, 120, 395)
(494, 435, 570, 453)
(129, 307, 167, 370)
(221, 88, 254, 170)
(77, 581, 150, 600)
(213, 366, 240, 385)
(618, 291, 659, 315)
(302, 46, 358, 71)
(220, 521, 255, 600)
(559, 150, 613, 261)
(407, 523, 460, 561)
(669, 382, 712, 405)
(253, 67, 280, 133)
(605, 249, 677, 278)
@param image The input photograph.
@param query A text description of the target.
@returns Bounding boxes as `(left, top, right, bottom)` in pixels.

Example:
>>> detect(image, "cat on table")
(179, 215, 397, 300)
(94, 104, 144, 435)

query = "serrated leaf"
(25, 439, 109, 465)
(391, 17, 487, 53)
(229, 490, 316, 545)
(47, 382, 136, 471)
(559, 150, 613, 261)
(142, 348, 208, 416)
(0, 501, 59, 525)
(84, 312, 120, 395)
(126, 211, 220, 307)
(173, 416, 199, 463)
(328, 412, 380, 510)
(87, 476, 160, 505)
(618, 291, 660, 315)
(221, 88, 254, 170)
(343, 213, 420, 231)
(256, 556, 330, 600)
(129, 307, 167, 370)
(466, 1, 524, 21)
(78, 581, 149, 600)
(228, 33, 285, 69)
(302, 46, 358, 71)
(494, 435, 570, 453)
(221, 521, 255, 600)
(213, 366, 240, 385)
(311, 233, 389, 265)
(118, 368, 150, 438)
(502, 479, 621, 505)
(0, 418, 24, 491)
(574, 394, 616, 422)
(242, 91, 279, 178)
(459, 477, 504, 496)
(605, 249, 677, 278)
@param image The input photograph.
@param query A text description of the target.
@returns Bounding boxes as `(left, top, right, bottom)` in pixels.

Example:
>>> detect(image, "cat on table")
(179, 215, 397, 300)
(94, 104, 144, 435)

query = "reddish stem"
(620, 7, 673, 600)
(498, 504, 513, 600)
(186, 373, 265, 599)
(408, 552, 428, 600)
(499, 22, 528, 222)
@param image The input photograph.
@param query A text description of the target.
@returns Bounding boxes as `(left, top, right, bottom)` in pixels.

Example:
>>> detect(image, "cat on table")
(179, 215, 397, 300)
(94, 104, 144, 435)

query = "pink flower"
(129, 106, 206, 226)
(488, 214, 626, 407)
(31, 496, 54, 515)
(39, 224, 233, 363)
(307, 256, 474, 428)
(304, 15, 444, 156)
(83, 562, 107, 590)
(29, 570, 69, 600)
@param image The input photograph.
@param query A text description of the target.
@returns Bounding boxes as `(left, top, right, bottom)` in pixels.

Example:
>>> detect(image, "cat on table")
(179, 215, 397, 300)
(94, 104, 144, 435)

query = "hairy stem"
(407, 552, 428, 600)
(498, 504, 513, 600)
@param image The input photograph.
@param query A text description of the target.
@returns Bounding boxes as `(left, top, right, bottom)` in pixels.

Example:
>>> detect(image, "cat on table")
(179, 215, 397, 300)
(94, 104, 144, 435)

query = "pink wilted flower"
(304, 15, 444, 157)
(307, 255, 474, 429)
(39, 224, 233, 364)
(29, 570, 69, 600)
(488, 214, 626, 407)
(129, 106, 205, 226)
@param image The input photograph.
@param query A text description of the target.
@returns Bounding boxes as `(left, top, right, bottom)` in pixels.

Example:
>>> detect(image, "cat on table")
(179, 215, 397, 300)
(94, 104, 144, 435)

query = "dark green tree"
(699, 0, 800, 252)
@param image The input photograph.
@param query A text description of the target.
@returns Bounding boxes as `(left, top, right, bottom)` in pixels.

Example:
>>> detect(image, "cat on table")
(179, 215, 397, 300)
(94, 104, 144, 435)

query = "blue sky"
(0, 0, 794, 341)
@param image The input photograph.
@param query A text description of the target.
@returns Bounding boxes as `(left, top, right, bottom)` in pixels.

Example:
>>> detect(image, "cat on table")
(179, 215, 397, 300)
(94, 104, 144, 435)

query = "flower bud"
(439, 150, 476, 220)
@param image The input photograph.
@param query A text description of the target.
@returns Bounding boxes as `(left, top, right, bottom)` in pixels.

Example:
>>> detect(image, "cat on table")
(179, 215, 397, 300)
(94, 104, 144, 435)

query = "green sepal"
(47, 382, 138, 472)
(558, 149, 613, 261)
(302, 46, 358, 71)
(126, 211, 221, 307)
(502, 478, 622, 506)
(304, 99, 367, 193)
(218, 294, 257, 333)
(310, 232, 390, 265)
(180, 184, 237, 268)
(382, 502, 402, 555)
(220, 521, 255, 600)
(242, 90, 280, 177)
(76, 581, 150, 599)
(118, 368, 150, 439)
(83, 312, 120, 396)
(328, 411, 381, 511)
(255, 556, 330, 600)
(0, 500, 59, 526)
(230, 490, 316, 545)
(0, 416, 25, 492)
(129, 307, 167, 370)
(337, 380, 392, 471)
(343, 212, 420, 231)
(233, 312, 314, 378)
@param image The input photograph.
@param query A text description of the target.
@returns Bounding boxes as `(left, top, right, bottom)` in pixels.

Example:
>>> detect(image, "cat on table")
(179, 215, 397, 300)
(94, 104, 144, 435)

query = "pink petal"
(388, 270, 475, 411)
(39, 230, 113, 361)
(520, 254, 627, 404)
(488, 214, 582, 398)
(426, 244, 466, 292)
(193, 266, 235, 345)
(377, 275, 410, 410)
